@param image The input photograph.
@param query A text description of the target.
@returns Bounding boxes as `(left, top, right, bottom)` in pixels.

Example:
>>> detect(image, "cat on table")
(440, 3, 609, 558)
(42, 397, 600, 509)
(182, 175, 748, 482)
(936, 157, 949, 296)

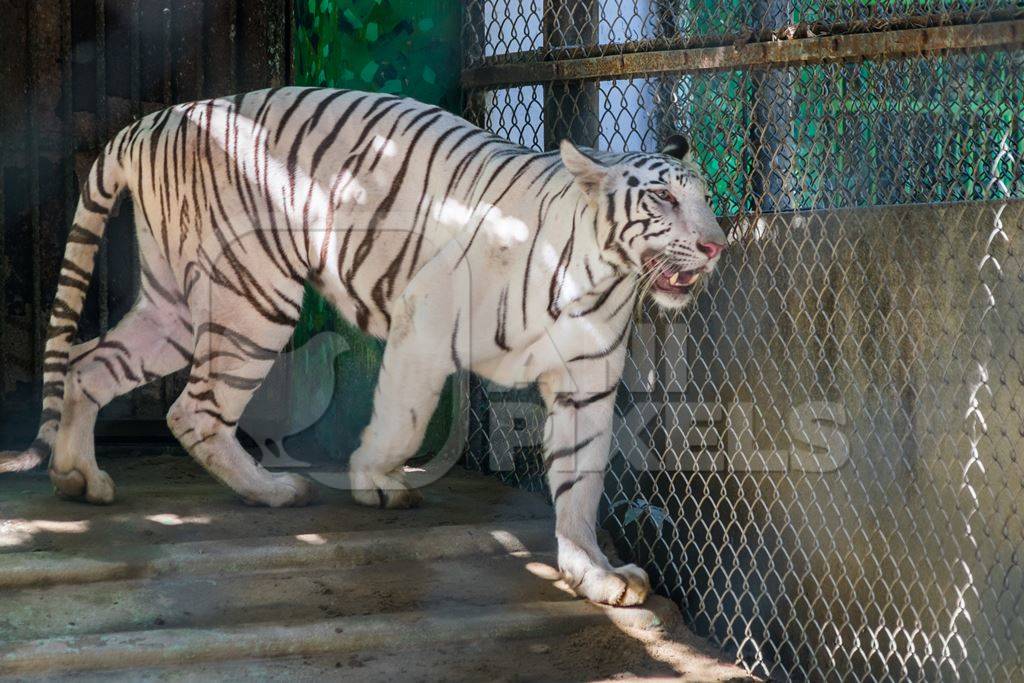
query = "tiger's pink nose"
(697, 241, 724, 259)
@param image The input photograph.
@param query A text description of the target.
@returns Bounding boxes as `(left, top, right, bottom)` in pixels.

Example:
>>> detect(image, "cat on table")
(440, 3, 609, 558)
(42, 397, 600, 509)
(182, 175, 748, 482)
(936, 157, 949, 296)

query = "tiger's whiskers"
(633, 253, 671, 320)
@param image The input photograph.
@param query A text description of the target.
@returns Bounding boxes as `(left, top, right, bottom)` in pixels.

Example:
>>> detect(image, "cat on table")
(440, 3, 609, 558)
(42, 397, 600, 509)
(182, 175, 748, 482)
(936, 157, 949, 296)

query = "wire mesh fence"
(461, 1, 1024, 680)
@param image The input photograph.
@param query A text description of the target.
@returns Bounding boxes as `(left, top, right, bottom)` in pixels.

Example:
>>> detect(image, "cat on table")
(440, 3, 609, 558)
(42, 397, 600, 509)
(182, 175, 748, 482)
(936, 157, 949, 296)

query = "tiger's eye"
(653, 189, 676, 204)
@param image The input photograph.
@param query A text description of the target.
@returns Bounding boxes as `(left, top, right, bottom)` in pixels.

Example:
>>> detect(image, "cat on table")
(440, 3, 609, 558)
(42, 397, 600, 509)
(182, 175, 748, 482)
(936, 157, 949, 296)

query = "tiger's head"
(561, 135, 726, 309)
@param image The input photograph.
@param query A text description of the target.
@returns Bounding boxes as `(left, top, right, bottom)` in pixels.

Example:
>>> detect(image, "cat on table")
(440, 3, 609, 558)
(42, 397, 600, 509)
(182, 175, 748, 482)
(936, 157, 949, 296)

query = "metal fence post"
(543, 0, 599, 150)
(749, 0, 795, 213)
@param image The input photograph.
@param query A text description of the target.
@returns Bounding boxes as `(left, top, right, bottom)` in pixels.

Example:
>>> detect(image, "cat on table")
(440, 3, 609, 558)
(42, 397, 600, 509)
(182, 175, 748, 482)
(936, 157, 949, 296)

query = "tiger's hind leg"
(348, 345, 451, 509)
(167, 297, 317, 508)
(349, 295, 458, 509)
(50, 267, 194, 504)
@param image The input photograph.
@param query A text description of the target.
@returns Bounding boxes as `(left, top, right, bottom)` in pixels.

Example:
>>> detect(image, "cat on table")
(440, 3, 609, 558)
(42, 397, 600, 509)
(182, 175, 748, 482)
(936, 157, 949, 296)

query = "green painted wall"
(290, 0, 461, 462)
(295, 0, 461, 110)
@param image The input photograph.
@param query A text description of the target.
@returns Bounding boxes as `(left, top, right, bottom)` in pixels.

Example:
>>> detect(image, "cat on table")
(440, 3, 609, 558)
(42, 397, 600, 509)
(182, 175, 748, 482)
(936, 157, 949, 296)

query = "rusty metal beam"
(463, 19, 1024, 89)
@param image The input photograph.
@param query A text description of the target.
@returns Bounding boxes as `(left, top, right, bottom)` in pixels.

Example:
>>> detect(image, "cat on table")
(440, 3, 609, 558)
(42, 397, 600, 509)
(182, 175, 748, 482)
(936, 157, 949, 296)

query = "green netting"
(687, 50, 1023, 218)
(290, 0, 461, 460)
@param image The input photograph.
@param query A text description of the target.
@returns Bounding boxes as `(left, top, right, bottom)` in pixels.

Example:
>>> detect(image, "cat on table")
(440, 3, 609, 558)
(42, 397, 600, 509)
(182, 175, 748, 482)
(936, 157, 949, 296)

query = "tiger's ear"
(661, 134, 690, 161)
(560, 140, 609, 196)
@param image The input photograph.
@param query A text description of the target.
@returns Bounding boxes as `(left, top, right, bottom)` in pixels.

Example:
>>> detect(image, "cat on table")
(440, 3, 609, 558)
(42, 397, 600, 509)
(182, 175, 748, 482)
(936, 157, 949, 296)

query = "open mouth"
(646, 259, 702, 296)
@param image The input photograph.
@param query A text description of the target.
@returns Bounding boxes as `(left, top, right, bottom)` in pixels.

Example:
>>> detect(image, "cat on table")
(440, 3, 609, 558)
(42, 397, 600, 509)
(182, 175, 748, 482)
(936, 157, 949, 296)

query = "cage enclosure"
(0, 1, 1021, 681)
(459, 1, 1023, 680)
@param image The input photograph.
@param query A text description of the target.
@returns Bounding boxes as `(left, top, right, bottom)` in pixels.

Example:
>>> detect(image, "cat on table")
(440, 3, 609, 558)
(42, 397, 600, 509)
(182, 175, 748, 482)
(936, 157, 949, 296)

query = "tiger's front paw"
(350, 468, 423, 509)
(563, 563, 651, 607)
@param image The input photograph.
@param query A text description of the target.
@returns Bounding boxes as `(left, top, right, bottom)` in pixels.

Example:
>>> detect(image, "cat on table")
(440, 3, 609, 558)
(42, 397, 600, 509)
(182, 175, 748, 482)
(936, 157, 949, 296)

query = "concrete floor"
(0, 454, 755, 681)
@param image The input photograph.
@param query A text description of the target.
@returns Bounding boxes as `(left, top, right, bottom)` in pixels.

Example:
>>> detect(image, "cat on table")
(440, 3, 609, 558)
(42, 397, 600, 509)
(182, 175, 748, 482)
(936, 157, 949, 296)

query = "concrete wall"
(608, 200, 1023, 680)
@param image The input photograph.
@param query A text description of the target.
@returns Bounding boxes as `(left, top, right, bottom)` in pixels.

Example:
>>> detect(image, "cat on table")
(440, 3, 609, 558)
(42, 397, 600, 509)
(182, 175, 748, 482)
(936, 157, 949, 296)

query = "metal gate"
(461, 2, 1024, 680)
(0, 0, 292, 448)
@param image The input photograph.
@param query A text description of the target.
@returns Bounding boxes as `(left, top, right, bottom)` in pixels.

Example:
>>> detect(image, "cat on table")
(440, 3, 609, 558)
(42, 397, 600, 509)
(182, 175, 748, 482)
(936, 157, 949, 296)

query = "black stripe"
(571, 276, 627, 319)
(607, 281, 638, 320)
(81, 386, 103, 407)
(547, 214, 575, 320)
(29, 439, 52, 459)
(544, 433, 599, 471)
(49, 298, 81, 323)
(568, 322, 630, 363)
(273, 87, 323, 145)
(97, 356, 122, 383)
(405, 123, 463, 277)
(197, 409, 237, 428)
(47, 324, 78, 340)
(287, 90, 354, 203)
(450, 312, 462, 371)
(208, 372, 264, 391)
(141, 266, 183, 305)
(195, 322, 279, 362)
(494, 287, 511, 351)
(57, 275, 89, 292)
(166, 337, 194, 362)
(555, 387, 617, 409)
(522, 179, 577, 327)
(94, 147, 113, 199)
(553, 476, 584, 502)
(80, 183, 109, 215)
(114, 355, 141, 384)
(61, 258, 94, 281)
(189, 389, 221, 406)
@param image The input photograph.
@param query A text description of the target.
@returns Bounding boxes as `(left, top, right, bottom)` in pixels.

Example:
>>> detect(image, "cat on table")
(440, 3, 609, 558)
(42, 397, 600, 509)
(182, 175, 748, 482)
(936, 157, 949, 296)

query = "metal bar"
(0, 108, 5, 407)
(460, 0, 487, 128)
(462, 0, 484, 71)
(227, 0, 237, 92)
(750, 0, 795, 213)
(268, 0, 285, 87)
(466, 374, 491, 471)
(195, 0, 205, 97)
(96, 0, 109, 333)
(130, 0, 141, 117)
(464, 7, 1024, 68)
(163, 0, 173, 103)
(285, 0, 294, 84)
(462, 19, 1024, 89)
(542, 0, 599, 150)
(95, 0, 107, 127)
(62, 0, 74, 226)
(25, 0, 43, 385)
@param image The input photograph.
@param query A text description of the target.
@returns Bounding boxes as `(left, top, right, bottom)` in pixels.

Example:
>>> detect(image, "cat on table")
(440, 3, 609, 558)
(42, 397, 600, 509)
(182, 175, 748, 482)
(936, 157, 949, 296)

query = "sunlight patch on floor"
(0, 518, 91, 547)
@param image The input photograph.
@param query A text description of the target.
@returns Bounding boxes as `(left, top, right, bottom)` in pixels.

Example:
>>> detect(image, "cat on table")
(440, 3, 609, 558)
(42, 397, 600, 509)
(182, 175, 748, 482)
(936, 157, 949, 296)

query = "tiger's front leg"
(539, 362, 651, 607)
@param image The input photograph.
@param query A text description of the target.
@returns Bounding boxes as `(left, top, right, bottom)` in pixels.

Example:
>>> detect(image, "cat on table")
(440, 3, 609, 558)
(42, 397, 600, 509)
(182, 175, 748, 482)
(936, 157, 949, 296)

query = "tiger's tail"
(0, 134, 128, 473)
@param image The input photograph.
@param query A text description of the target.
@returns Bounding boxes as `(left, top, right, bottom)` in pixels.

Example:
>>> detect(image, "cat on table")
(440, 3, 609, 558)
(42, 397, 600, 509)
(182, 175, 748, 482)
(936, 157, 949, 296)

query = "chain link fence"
(460, 1, 1024, 680)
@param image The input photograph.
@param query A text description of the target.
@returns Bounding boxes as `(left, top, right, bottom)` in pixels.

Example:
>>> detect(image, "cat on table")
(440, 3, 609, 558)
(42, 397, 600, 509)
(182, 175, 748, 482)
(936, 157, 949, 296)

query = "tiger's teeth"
(669, 272, 679, 286)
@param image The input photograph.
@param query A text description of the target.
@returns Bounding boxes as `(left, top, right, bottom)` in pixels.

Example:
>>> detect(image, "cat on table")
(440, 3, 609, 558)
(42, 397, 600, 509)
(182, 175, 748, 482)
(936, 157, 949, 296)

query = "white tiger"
(0, 87, 726, 606)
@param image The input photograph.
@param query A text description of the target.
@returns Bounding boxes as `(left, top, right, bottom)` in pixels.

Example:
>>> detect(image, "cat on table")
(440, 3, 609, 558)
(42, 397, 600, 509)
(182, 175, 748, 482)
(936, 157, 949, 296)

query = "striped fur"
(0, 88, 726, 605)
